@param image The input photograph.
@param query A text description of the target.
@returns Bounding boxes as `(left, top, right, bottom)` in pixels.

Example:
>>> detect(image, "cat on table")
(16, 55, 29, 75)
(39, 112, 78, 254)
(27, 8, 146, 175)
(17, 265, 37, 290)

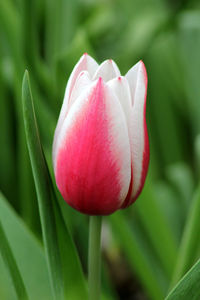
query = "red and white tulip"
(53, 53, 149, 215)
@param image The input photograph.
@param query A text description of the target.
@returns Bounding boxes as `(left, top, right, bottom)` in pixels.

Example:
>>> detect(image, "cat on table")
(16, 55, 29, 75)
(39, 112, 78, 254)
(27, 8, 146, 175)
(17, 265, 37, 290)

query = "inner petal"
(93, 59, 121, 82)
(107, 76, 132, 131)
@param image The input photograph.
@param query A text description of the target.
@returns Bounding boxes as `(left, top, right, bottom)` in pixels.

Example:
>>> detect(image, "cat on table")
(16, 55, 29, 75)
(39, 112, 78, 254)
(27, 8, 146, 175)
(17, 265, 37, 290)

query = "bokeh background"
(0, 0, 200, 299)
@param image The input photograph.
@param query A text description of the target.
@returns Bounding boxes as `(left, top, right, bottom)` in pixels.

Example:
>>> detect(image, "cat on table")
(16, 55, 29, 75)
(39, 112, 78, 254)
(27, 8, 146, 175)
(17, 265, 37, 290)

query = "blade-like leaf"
(0, 193, 53, 300)
(22, 70, 87, 299)
(135, 181, 178, 278)
(0, 220, 28, 300)
(165, 258, 200, 300)
(110, 211, 167, 300)
(53, 197, 88, 299)
(22, 70, 63, 299)
(171, 186, 200, 287)
(166, 163, 194, 211)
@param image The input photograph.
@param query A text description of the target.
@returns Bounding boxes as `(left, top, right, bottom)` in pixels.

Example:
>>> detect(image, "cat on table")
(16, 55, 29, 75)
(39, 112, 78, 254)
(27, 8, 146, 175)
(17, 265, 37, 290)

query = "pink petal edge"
(122, 61, 149, 208)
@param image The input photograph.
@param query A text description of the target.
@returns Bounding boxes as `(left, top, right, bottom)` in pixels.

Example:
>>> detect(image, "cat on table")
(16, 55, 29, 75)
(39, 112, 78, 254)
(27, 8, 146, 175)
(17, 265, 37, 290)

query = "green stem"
(88, 216, 102, 300)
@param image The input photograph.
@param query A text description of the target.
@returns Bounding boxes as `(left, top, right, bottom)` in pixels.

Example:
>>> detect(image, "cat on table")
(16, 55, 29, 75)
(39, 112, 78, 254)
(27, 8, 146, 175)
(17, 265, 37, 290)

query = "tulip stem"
(88, 215, 102, 300)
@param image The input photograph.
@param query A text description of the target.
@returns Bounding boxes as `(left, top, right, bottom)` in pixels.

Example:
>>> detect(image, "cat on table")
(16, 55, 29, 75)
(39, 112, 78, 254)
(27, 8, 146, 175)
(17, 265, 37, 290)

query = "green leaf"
(154, 181, 182, 241)
(53, 198, 88, 300)
(0, 193, 53, 300)
(22, 70, 88, 299)
(165, 258, 200, 300)
(110, 211, 167, 300)
(0, 220, 28, 300)
(0, 68, 16, 203)
(0, 0, 20, 66)
(146, 32, 186, 168)
(22, 70, 63, 299)
(135, 181, 178, 278)
(194, 135, 200, 178)
(178, 11, 200, 134)
(166, 163, 194, 211)
(171, 186, 200, 287)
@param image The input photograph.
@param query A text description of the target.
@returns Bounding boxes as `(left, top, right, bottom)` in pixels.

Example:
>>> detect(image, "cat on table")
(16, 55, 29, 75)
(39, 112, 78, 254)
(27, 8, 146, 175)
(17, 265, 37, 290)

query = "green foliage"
(0, 193, 52, 300)
(22, 72, 87, 299)
(0, 0, 200, 299)
(166, 258, 200, 300)
(0, 219, 28, 300)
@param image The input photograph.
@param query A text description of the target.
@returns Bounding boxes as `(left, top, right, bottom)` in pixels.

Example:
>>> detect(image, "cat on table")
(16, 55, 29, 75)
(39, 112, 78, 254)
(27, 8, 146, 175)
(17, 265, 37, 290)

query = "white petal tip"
(139, 60, 148, 86)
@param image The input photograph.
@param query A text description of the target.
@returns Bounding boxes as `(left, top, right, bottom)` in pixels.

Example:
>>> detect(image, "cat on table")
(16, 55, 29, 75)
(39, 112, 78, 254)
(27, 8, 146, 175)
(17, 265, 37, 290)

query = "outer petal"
(93, 60, 120, 82)
(67, 53, 98, 100)
(67, 71, 92, 111)
(125, 61, 143, 106)
(59, 53, 98, 124)
(54, 78, 131, 215)
(53, 54, 98, 165)
(123, 61, 149, 207)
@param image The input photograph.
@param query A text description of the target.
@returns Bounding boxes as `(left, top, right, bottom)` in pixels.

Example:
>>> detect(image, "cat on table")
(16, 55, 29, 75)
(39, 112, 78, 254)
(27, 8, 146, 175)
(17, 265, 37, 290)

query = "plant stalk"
(88, 216, 102, 300)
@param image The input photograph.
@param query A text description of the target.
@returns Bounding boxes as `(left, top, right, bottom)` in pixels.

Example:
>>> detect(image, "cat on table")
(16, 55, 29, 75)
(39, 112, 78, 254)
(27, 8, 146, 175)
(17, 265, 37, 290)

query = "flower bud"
(53, 54, 149, 215)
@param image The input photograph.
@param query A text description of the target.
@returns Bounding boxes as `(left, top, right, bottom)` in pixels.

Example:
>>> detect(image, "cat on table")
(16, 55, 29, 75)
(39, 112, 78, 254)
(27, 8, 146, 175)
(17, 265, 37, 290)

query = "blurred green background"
(1, 0, 200, 299)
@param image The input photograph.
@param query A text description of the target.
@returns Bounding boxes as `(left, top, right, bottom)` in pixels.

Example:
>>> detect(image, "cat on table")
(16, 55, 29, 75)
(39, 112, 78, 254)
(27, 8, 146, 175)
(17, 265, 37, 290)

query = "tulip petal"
(93, 60, 120, 82)
(126, 61, 146, 106)
(53, 54, 98, 165)
(53, 72, 93, 165)
(68, 71, 92, 110)
(67, 53, 98, 98)
(124, 61, 149, 207)
(62, 53, 98, 121)
(54, 78, 131, 215)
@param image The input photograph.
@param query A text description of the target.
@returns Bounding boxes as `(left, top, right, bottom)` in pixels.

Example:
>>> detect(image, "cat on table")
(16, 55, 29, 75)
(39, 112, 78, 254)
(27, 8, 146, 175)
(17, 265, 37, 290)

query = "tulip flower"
(53, 53, 149, 215)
